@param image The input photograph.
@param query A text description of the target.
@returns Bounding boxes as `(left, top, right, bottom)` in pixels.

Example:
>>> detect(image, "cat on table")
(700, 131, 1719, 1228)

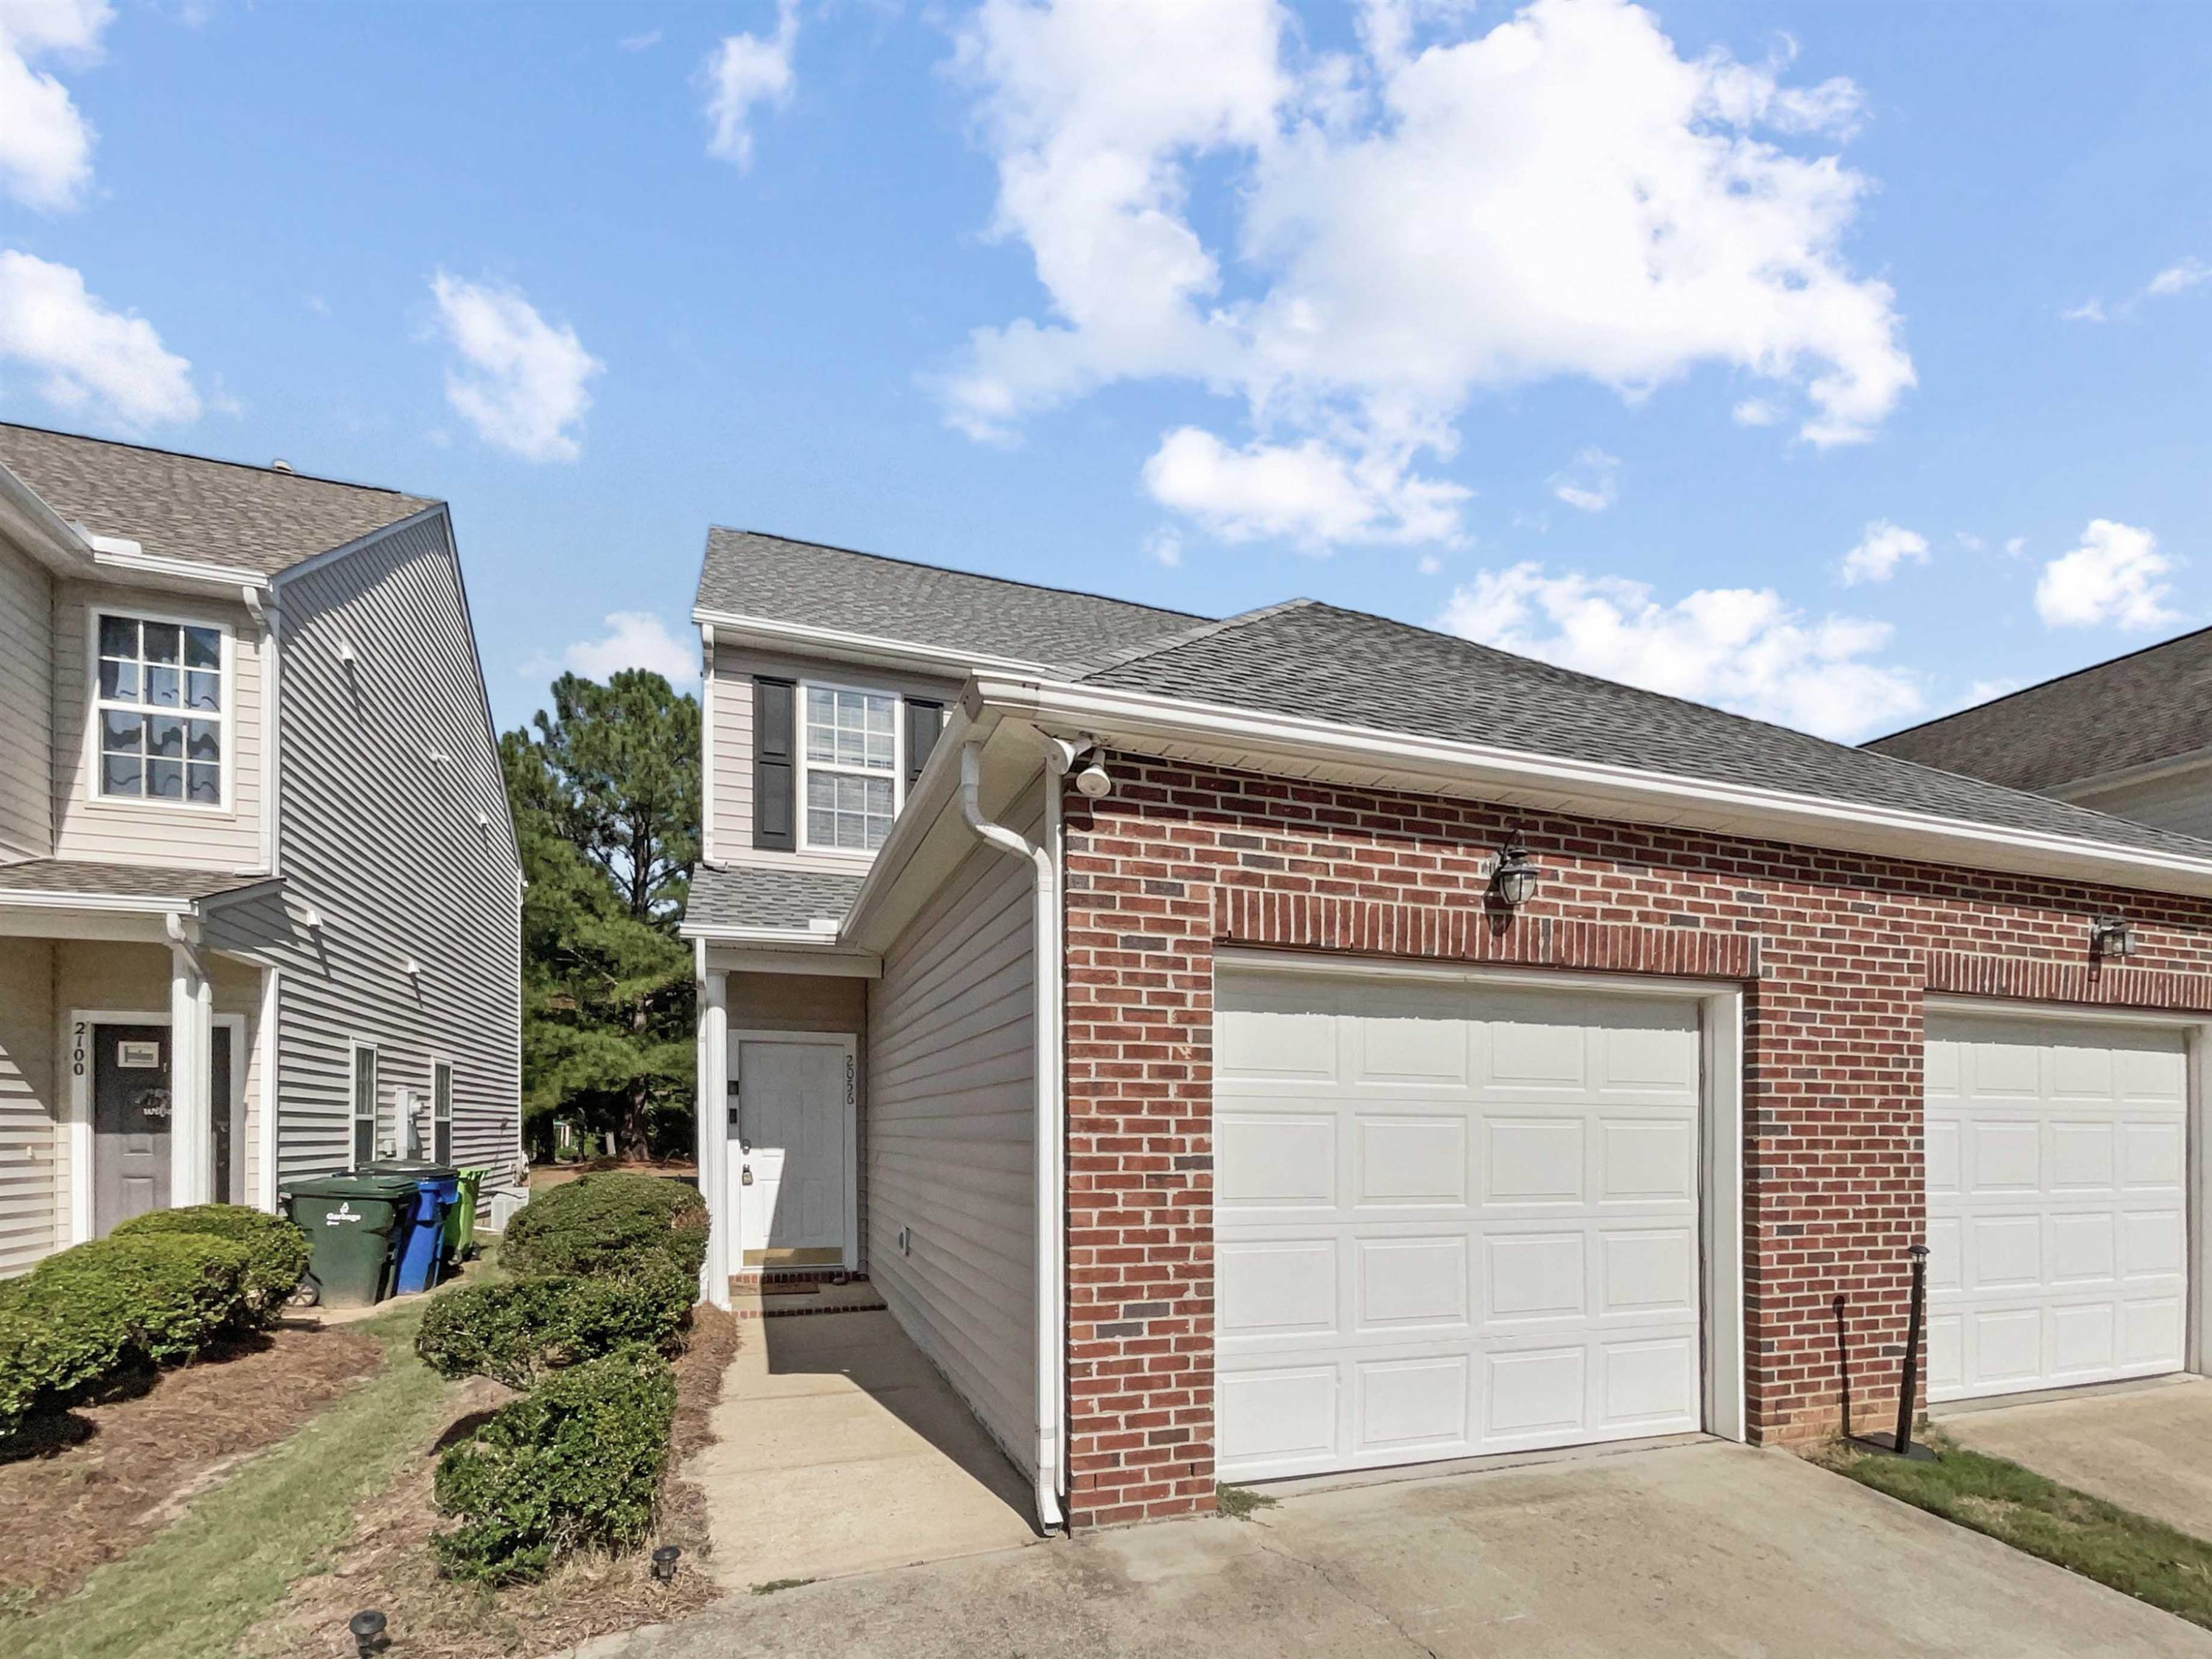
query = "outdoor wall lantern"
(1487, 835, 1541, 910)
(2091, 912, 2139, 961)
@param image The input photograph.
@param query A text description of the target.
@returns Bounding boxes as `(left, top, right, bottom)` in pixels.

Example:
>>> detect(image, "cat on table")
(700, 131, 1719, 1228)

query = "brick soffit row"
(1211, 889, 2212, 1014)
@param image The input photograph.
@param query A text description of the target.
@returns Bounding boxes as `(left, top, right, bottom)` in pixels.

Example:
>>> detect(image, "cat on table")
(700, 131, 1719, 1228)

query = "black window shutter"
(754, 676, 796, 850)
(905, 699, 943, 791)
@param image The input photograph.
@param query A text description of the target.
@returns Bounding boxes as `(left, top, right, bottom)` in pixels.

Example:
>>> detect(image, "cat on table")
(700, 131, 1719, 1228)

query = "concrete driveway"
(590, 1439, 2207, 1658)
(1937, 1376, 2212, 1540)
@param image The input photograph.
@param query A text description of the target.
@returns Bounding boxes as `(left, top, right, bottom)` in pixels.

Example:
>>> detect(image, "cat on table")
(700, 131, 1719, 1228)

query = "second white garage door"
(1927, 1012, 2191, 1402)
(1215, 967, 1705, 1482)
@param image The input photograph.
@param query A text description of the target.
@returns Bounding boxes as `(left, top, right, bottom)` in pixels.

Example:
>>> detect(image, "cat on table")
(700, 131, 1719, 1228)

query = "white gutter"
(958, 736, 1067, 1531)
(691, 606, 1055, 681)
(0, 888, 194, 914)
(974, 674, 2212, 900)
(84, 542, 270, 591)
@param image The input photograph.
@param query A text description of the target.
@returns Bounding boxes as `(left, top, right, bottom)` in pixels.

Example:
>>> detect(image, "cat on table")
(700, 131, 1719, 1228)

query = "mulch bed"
(0, 1321, 385, 1616)
(243, 1309, 741, 1658)
(528, 1160, 697, 1194)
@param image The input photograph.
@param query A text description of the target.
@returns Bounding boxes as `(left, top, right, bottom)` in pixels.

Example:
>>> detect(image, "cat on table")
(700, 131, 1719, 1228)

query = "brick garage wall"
(1059, 753, 2212, 1528)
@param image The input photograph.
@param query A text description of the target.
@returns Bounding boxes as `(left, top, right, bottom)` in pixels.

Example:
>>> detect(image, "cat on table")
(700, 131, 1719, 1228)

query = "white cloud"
(947, 0, 1912, 550)
(1418, 553, 1443, 575)
(1731, 397, 1781, 427)
(2062, 299, 2107, 324)
(1143, 526, 1183, 567)
(532, 612, 699, 689)
(702, 0, 798, 169)
(2004, 535, 2026, 557)
(0, 249, 198, 426)
(0, 0, 111, 211)
(1142, 425, 1468, 547)
(429, 272, 602, 463)
(1839, 518, 1929, 585)
(2147, 258, 2210, 299)
(619, 29, 662, 53)
(1437, 560, 1922, 740)
(2034, 519, 2178, 630)
(1550, 447, 1619, 513)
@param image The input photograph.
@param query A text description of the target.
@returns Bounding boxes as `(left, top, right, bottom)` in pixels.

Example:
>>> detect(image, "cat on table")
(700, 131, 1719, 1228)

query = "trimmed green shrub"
(431, 1346, 677, 1583)
(500, 1174, 706, 1283)
(0, 1232, 251, 1439)
(415, 1265, 692, 1389)
(113, 1204, 311, 1327)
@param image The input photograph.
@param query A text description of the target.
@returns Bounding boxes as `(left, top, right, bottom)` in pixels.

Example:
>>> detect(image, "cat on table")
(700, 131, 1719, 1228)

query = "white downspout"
(959, 736, 1067, 1531)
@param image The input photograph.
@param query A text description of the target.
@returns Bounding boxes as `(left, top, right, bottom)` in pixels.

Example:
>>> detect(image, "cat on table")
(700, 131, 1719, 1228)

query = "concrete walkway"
(1937, 1375, 2212, 1539)
(686, 1308, 1041, 1593)
(599, 1439, 2206, 1658)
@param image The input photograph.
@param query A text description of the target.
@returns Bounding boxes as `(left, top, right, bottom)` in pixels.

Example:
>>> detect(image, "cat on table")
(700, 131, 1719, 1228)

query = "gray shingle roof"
(0, 424, 439, 578)
(1868, 626, 2212, 793)
(1079, 599, 2212, 861)
(686, 864, 868, 932)
(0, 859, 272, 903)
(695, 528, 1199, 674)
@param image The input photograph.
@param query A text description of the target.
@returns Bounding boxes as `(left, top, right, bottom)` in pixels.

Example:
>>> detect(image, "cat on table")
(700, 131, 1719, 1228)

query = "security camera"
(1074, 759, 1113, 799)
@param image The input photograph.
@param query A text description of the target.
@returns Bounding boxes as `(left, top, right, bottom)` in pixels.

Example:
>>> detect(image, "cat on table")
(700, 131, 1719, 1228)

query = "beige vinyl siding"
(51, 580, 265, 872)
(706, 640, 959, 872)
(0, 942, 58, 1276)
(2062, 761, 2212, 841)
(865, 779, 1040, 1474)
(266, 511, 521, 1188)
(0, 538, 54, 860)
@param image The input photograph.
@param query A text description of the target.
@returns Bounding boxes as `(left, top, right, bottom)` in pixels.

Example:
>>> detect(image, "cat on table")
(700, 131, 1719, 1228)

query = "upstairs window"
(802, 685, 899, 852)
(95, 613, 226, 806)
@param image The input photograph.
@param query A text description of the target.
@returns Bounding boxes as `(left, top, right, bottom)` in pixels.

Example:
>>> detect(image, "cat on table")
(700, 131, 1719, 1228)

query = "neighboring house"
(0, 424, 524, 1278)
(1869, 626, 2212, 839)
(686, 529, 2212, 1536)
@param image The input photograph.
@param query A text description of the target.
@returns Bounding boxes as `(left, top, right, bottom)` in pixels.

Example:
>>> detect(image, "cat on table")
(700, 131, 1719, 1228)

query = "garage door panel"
(1217, 970, 1705, 1480)
(1926, 1014, 2189, 1402)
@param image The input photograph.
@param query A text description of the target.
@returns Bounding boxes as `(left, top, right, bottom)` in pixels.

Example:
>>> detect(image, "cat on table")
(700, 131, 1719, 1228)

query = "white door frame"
(1212, 949, 1748, 1447)
(66, 1006, 251, 1244)
(1924, 993, 2212, 1385)
(728, 1029, 860, 1273)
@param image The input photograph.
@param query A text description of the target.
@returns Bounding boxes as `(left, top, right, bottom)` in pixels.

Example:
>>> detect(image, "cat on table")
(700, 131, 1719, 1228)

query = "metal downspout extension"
(959, 736, 1068, 1531)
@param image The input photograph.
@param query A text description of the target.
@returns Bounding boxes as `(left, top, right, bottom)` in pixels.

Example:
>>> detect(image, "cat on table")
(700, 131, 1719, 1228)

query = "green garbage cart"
(445, 1167, 487, 1261)
(283, 1171, 420, 1308)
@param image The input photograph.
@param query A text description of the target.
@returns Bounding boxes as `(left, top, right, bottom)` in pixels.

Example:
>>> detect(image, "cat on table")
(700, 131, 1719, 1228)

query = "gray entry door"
(94, 1023, 171, 1233)
(210, 1023, 234, 1204)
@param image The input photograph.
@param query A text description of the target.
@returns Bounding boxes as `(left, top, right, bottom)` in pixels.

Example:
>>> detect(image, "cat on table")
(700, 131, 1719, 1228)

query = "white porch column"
(698, 967, 730, 1308)
(167, 919, 213, 1208)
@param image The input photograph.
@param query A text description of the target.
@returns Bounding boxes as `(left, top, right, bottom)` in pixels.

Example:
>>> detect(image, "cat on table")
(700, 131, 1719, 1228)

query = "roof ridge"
(0, 422, 430, 500)
(1868, 620, 2212, 748)
(1073, 597, 1321, 680)
(706, 525, 1206, 623)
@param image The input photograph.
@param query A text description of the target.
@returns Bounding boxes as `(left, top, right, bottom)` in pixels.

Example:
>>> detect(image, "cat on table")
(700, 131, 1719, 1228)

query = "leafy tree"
(504, 671, 700, 1161)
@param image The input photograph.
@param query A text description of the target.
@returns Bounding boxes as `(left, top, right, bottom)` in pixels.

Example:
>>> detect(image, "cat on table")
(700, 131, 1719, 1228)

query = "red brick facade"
(1058, 752, 2212, 1528)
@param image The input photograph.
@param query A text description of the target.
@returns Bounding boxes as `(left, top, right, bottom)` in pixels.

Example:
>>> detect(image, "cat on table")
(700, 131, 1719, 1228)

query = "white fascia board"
(972, 674, 2212, 900)
(87, 544, 271, 591)
(700, 943, 883, 978)
(689, 607, 1054, 681)
(0, 888, 192, 915)
(0, 460, 97, 575)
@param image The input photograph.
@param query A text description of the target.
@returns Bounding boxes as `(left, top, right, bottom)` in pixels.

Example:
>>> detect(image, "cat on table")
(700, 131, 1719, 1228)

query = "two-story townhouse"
(0, 424, 524, 1277)
(688, 526, 2212, 1539)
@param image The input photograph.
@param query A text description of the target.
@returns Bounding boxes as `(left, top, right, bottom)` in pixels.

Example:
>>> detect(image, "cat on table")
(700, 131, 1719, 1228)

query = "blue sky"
(1, 0, 2205, 742)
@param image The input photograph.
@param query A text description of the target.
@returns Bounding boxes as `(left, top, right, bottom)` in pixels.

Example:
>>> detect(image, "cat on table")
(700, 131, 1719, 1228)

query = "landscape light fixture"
(1488, 834, 1540, 910)
(348, 1609, 386, 1658)
(652, 1543, 682, 1583)
(2091, 913, 2138, 961)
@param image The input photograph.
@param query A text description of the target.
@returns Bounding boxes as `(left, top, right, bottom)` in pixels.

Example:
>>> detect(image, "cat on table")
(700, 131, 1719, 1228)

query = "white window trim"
(431, 1057, 455, 1166)
(796, 678, 905, 858)
(85, 605, 236, 814)
(349, 1040, 380, 1169)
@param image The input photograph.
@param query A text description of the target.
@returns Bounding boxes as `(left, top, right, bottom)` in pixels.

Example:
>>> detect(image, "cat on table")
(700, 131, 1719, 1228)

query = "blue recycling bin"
(364, 1161, 460, 1294)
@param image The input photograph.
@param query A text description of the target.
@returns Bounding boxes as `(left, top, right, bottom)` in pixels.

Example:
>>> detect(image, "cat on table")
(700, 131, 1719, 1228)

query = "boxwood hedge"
(498, 1173, 706, 1282)
(415, 1265, 692, 1390)
(113, 1204, 310, 1327)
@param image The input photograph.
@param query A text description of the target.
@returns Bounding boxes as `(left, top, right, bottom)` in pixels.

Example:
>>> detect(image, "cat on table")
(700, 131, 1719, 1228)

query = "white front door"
(1215, 968, 1705, 1482)
(732, 1037, 854, 1267)
(1926, 1013, 2189, 1401)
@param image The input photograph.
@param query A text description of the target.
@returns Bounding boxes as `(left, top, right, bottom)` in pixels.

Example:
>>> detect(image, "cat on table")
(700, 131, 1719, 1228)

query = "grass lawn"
(1821, 1434, 2212, 1630)
(10, 1294, 456, 1659)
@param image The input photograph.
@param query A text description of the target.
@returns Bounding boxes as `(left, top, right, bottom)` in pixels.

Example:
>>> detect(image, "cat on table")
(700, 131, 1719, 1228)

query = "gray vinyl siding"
(0, 538, 53, 860)
(865, 779, 1041, 1475)
(50, 580, 265, 872)
(2062, 762, 2212, 842)
(265, 509, 521, 1187)
(706, 639, 959, 872)
(0, 942, 58, 1276)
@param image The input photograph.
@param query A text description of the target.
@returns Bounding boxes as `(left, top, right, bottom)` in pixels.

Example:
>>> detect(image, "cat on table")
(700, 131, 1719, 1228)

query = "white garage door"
(1214, 968, 1705, 1482)
(1926, 1013, 2190, 1402)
